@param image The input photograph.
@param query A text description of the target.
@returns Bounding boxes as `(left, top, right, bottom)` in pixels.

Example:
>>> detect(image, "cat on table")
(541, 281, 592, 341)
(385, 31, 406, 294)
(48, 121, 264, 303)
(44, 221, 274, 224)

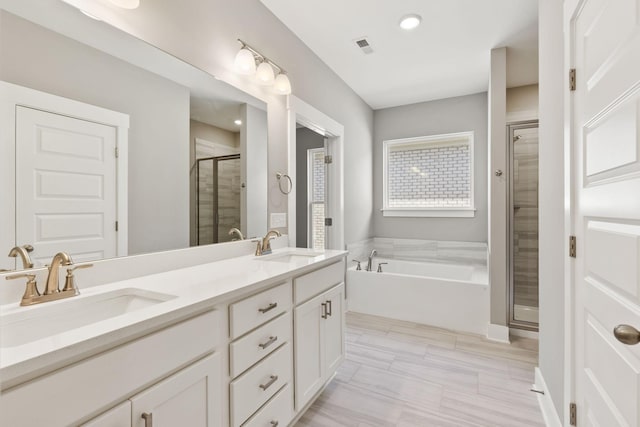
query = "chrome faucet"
(228, 228, 245, 241)
(44, 252, 73, 295)
(8, 245, 34, 269)
(256, 230, 282, 256)
(366, 249, 377, 272)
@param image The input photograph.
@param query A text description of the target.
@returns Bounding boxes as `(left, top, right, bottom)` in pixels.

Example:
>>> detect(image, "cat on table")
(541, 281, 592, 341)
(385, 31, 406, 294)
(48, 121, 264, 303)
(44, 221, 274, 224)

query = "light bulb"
(108, 0, 140, 9)
(234, 48, 256, 75)
(256, 61, 275, 85)
(274, 73, 292, 95)
(399, 14, 422, 30)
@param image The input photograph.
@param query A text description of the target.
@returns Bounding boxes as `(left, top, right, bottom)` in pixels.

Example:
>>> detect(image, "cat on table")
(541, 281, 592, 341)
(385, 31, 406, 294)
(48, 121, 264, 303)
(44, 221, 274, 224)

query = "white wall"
(507, 84, 539, 122)
(488, 48, 508, 328)
(55, 0, 374, 247)
(538, 0, 565, 418)
(0, 10, 190, 255)
(241, 104, 268, 239)
(372, 93, 489, 242)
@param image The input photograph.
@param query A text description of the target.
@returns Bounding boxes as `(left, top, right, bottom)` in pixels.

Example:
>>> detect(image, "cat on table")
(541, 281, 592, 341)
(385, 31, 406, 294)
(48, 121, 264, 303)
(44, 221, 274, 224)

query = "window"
(308, 148, 325, 249)
(382, 131, 475, 217)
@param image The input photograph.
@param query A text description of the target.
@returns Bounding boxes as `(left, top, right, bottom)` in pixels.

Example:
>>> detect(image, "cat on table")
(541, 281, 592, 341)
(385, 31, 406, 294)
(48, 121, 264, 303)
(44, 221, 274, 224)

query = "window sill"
(381, 208, 476, 218)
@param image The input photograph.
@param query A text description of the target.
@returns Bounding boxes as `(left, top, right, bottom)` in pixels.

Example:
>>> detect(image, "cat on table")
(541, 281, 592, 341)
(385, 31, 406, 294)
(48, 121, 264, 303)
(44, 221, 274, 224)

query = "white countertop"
(0, 247, 347, 389)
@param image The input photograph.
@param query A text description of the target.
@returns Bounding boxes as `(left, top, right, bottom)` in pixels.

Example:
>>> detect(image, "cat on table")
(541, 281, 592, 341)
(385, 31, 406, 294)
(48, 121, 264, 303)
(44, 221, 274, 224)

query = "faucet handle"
(352, 260, 362, 271)
(63, 263, 93, 293)
(6, 273, 40, 301)
(376, 262, 388, 273)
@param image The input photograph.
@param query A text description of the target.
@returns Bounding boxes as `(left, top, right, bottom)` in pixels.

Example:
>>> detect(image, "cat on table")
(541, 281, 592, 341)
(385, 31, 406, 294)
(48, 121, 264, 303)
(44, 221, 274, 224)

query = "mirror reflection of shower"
(196, 154, 241, 245)
(509, 121, 539, 330)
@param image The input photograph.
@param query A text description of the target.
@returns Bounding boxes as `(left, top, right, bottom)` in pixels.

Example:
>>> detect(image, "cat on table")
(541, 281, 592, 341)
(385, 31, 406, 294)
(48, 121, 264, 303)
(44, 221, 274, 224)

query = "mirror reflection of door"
(295, 125, 327, 249)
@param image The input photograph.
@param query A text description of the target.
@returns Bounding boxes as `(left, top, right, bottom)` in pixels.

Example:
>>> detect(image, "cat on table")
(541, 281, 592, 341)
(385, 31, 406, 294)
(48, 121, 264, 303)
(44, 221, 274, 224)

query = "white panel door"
(572, 0, 640, 425)
(16, 106, 118, 265)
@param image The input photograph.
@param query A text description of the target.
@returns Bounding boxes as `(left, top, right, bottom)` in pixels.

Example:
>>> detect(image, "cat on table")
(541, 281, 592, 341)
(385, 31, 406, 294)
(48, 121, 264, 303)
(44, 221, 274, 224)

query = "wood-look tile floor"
(295, 312, 545, 427)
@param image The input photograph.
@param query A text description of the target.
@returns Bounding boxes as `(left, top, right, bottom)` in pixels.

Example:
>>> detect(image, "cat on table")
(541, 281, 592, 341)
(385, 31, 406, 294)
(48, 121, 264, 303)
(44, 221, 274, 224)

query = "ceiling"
(261, 0, 539, 109)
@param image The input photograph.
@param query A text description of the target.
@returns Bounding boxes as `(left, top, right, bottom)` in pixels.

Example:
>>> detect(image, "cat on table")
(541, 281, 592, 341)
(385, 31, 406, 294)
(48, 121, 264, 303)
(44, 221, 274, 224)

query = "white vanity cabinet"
(293, 260, 346, 411)
(84, 353, 221, 427)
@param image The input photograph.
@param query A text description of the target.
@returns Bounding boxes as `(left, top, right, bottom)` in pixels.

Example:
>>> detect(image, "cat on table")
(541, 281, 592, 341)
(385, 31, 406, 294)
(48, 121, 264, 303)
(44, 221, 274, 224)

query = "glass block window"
(383, 132, 474, 217)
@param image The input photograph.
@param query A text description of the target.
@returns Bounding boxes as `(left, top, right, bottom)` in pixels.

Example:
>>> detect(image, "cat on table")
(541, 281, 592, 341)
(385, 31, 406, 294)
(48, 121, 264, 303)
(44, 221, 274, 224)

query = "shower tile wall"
(198, 161, 215, 244)
(512, 127, 539, 310)
(217, 158, 241, 243)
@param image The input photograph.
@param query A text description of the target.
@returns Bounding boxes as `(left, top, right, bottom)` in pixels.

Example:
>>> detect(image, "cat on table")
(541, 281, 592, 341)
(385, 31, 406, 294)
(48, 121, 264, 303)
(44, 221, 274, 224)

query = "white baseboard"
(486, 323, 510, 343)
(534, 367, 562, 427)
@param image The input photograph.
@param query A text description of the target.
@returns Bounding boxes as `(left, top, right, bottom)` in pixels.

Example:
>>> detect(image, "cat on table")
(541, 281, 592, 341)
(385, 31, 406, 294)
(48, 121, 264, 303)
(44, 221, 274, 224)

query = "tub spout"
(366, 249, 377, 272)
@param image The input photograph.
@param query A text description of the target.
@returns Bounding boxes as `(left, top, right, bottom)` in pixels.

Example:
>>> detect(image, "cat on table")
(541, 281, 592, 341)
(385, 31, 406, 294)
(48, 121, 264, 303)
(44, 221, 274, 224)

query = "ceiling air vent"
(354, 37, 373, 54)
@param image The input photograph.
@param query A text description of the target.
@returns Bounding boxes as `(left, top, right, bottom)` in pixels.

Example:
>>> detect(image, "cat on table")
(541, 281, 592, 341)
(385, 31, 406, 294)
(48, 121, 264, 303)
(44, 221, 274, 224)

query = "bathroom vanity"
(0, 248, 347, 426)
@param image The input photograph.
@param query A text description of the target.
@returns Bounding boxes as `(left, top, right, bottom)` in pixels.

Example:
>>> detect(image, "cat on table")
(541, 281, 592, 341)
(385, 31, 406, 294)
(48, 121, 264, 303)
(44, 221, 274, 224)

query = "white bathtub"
(347, 257, 489, 335)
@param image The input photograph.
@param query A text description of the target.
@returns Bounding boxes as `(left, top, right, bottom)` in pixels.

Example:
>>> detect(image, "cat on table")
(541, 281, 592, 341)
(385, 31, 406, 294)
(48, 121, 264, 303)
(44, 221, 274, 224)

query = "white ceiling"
(261, 0, 539, 109)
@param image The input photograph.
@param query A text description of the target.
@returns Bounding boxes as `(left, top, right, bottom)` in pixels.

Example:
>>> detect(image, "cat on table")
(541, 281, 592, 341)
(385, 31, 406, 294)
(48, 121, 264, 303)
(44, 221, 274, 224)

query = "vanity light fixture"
(234, 39, 292, 95)
(399, 14, 422, 30)
(108, 0, 140, 9)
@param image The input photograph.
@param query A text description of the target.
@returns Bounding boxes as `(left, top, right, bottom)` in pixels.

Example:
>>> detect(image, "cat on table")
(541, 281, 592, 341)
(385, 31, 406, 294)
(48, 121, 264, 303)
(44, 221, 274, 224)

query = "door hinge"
(324, 218, 333, 226)
(324, 155, 333, 164)
(569, 68, 576, 91)
(569, 235, 577, 258)
(115, 147, 119, 158)
(569, 402, 577, 426)
(115, 221, 119, 232)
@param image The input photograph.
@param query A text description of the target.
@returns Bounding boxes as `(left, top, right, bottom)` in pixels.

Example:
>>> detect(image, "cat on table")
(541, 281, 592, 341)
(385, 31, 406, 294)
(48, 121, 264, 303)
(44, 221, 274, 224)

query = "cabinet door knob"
(270, 421, 279, 427)
(141, 412, 153, 427)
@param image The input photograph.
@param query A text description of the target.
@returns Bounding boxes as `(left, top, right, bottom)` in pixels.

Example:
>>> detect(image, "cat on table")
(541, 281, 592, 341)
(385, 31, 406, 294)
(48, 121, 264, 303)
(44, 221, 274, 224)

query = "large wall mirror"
(0, 3, 268, 271)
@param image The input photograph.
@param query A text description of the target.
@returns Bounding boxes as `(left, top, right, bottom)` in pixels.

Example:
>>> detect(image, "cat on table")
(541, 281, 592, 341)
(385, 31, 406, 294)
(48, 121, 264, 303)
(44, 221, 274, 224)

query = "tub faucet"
(366, 249, 377, 272)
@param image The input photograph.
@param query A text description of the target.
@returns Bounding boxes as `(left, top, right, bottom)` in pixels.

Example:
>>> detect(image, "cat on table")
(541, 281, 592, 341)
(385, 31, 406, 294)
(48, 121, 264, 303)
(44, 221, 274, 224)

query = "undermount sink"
(0, 288, 176, 348)
(259, 251, 324, 263)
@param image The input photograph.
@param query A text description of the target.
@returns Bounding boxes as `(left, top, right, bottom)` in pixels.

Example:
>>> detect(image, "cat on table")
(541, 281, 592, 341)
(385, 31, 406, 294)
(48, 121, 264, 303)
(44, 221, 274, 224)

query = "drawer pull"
(259, 335, 278, 349)
(321, 302, 327, 319)
(326, 299, 332, 317)
(141, 412, 153, 427)
(270, 421, 279, 427)
(259, 375, 278, 391)
(258, 302, 278, 314)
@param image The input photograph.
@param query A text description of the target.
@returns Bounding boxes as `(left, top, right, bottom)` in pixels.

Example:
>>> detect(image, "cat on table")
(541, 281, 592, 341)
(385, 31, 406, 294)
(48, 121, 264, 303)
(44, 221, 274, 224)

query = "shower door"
(508, 122, 539, 330)
(196, 154, 241, 245)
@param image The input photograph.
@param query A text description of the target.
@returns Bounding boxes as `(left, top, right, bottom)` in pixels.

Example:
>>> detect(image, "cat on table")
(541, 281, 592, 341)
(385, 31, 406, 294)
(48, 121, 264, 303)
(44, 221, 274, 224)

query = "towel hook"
(276, 172, 293, 194)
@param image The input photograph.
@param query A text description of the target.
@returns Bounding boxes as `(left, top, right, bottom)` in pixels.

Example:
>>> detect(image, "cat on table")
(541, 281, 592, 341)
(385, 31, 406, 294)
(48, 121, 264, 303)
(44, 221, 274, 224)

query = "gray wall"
(0, 11, 190, 255)
(295, 127, 325, 248)
(372, 92, 488, 242)
(55, 0, 375, 247)
(539, 0, 565, 418)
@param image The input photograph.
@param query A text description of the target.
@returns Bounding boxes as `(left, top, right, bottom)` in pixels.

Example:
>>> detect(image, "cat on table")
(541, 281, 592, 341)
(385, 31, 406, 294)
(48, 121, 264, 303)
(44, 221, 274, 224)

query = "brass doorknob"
(613, 324, 640, 345)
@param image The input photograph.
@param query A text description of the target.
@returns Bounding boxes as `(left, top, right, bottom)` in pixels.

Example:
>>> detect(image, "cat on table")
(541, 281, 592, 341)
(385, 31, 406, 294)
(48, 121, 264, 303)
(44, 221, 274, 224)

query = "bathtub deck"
(295, 312, 544, 427)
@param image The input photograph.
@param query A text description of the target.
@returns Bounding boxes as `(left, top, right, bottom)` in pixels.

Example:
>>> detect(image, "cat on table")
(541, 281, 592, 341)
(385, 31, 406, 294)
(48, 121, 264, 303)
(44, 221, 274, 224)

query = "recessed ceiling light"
(399, 14, 422, 31)
(234, 119, 242, 126)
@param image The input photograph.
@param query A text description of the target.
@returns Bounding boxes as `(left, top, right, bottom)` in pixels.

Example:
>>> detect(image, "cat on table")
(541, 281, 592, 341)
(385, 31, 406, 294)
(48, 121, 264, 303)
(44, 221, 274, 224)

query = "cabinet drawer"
(230, 343, 292, 427)
(243, 384, 293, 427)
(294, 260, 344, 304)
(229, 281, 291, 339)
(230, 312, 292, 378)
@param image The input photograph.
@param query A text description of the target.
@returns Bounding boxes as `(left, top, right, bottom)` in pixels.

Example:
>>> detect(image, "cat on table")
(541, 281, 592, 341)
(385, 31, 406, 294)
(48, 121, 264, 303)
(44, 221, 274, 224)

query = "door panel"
(323, 284, 345, 376)
(572, 0, 640, 424)
(16, 106, 118, 265)
(294, 293, 324, 410)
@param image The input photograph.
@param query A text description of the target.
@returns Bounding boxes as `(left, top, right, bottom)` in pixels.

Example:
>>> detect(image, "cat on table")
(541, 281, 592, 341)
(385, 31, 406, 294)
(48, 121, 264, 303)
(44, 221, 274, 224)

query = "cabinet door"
(130, 353, 221, 427)
(82, 401, 131, 427)
(323, 283, 345, 377)
(294, 293, 325, 411)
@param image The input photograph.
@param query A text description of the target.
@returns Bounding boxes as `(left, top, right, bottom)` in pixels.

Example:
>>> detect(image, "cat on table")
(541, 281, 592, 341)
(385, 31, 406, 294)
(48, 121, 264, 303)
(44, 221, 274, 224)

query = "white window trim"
(382, 131, 475, 218)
